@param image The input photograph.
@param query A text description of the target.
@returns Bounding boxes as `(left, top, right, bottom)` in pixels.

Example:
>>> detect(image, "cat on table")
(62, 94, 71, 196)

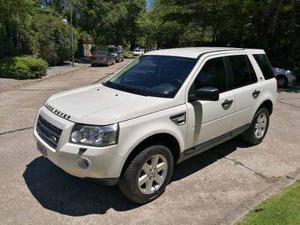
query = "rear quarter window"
(253, 54, 274, 80)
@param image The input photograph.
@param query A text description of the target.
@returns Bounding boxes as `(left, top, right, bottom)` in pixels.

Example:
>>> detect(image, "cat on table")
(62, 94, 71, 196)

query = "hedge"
(0, 56, 48, 79)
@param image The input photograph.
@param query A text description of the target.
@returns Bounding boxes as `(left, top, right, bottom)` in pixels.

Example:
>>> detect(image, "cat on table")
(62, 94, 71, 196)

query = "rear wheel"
(242, 108, 270, 145)
(119, 145, 174, 204)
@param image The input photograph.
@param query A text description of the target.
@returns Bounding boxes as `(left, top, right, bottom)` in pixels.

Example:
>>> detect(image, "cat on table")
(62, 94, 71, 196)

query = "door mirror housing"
(189, 87, 220, 102)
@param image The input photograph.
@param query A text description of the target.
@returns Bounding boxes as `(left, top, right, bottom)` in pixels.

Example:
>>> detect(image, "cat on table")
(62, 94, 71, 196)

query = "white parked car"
(133, 48, 144, 56)
(34, 47, 277, 204)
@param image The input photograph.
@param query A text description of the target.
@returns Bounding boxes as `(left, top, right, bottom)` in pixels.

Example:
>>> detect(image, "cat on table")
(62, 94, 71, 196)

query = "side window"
(191, 57, 228, 93)
(253, 54, 274, 80)
(226, 55, 257, 88)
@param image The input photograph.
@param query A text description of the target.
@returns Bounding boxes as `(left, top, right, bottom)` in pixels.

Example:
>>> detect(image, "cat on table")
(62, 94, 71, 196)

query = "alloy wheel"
(138, 154, 168, 195)
(254, 113, 267, 139)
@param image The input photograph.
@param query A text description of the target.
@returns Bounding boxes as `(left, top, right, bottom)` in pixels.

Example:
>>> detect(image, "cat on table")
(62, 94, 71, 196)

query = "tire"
(119, 145, 174, 204)
(277, 76, 288, 88)
(241, 108, 270, 145)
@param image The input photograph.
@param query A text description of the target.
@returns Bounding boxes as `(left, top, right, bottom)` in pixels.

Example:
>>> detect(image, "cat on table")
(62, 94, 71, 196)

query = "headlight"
(70, 124, 119, 147)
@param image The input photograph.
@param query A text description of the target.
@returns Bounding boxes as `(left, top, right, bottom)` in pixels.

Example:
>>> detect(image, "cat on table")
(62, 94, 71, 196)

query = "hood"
(45, 84, 178, 125)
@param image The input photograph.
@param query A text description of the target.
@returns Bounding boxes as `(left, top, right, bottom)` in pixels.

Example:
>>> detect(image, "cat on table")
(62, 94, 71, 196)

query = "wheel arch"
(257, 99, 273, 115)
(121, 133, 181, 175)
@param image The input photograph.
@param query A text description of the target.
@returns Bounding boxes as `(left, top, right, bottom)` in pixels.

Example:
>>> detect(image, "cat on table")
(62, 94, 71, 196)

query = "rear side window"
(253, 54, 274, 80)
(191, 57, 228, 93)
(226, 55, 257, 88)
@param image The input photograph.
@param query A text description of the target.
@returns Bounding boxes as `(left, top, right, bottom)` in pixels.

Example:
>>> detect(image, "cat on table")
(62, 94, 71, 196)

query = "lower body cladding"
(33, 107, 124, 185)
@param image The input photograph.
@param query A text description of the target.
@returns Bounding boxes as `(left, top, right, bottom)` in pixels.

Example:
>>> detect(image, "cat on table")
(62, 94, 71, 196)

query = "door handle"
(222, 99, 233, 110)
(252, 90, 261, 99)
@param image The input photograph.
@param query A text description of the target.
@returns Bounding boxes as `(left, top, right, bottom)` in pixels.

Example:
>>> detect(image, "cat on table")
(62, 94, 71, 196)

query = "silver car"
(272, 67, 297, 87)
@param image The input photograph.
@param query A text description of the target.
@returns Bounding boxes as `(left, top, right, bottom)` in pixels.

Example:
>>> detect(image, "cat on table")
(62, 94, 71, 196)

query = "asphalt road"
(0, 61, 300, 225)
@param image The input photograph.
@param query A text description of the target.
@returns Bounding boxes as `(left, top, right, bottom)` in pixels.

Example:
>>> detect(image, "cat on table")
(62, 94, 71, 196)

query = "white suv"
(34, 47, 277, 203)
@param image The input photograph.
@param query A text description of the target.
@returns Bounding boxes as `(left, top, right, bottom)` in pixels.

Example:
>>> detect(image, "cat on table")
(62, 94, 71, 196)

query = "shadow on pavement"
(23, 138, 249, 216)
(23, 157, 138, 216)
(172, 137, 249, 181)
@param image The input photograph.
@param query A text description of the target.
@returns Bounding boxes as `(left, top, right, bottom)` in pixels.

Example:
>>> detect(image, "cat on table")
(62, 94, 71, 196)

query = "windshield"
(104, 55, 196, 98)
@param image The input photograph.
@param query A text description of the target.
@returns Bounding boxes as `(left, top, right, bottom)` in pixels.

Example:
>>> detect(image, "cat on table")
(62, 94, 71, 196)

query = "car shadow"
(172, 137, 250, 182)
(23, 138, 249, 216)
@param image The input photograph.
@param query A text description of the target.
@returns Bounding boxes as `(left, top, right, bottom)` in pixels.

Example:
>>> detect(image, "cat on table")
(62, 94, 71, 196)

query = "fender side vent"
(170, 112, 186, 126)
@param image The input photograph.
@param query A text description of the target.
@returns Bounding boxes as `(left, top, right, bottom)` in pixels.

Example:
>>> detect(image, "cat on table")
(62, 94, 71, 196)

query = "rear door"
(225, 55, 260, 130)
(186, 56, 235, 147)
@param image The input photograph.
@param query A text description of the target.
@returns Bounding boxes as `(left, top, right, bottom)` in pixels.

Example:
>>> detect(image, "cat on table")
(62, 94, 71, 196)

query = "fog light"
(78, 157, 91, 169)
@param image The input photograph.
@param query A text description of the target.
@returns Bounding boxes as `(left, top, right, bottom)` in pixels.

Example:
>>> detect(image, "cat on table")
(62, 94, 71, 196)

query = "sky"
(146, 0, 152, 10)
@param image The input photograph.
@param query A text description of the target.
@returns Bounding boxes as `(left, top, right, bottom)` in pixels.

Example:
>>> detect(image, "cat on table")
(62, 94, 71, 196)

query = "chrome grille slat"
(36, 115, 62, 149)
(37, 119, 61, 137)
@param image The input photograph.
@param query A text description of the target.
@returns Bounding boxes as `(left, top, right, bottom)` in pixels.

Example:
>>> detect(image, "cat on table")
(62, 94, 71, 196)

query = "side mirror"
(189, 87, 220, 102)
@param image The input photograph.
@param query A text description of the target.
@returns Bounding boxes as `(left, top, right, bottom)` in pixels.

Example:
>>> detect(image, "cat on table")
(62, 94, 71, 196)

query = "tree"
(0, 0, 37, 57)
(147, 0, 300, 70)
(71, 0, 145, 48)
(30, 11, 77, 66)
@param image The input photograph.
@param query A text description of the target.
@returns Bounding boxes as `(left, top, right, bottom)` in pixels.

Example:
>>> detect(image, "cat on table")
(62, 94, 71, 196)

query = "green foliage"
(0, 56, 48, 79)
(73, 0, 145, 48)
(124, 51, 135, 59)
(0, 0, 77, 66)
(30, 12, 77, 66)
(0, 0, 299, 72)
(0, 0, 37, 58)
(238, 180, 300, 225)
(140, 0, 300, 71)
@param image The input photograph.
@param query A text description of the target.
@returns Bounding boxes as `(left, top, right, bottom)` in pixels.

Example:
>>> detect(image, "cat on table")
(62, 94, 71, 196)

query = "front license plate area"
(37, 141, 48, 157)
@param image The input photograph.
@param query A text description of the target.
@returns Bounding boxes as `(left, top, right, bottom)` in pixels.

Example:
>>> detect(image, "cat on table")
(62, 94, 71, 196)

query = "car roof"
(144, 47, 265, 59)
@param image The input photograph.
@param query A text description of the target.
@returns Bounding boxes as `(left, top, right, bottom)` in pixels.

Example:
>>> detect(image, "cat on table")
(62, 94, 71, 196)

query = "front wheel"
(119, 145, 174, 204)
(242, 108, 270, 145)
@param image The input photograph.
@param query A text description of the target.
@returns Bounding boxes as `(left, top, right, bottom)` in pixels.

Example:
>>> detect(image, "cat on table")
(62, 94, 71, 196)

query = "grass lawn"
(238, 180, 300, 225)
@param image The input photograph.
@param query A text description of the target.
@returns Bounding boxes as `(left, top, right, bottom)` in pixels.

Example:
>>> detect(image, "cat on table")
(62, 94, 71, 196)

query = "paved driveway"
(0, 62, 299, 225)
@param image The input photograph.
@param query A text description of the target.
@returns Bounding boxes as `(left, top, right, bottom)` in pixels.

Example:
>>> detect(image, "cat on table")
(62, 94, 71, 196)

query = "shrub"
(0, 56, 48, 79)
(124, 51, 135, 59)
(30, 13, 77, 66)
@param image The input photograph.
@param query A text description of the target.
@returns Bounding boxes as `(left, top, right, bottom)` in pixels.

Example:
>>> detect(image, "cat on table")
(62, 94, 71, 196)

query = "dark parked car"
(91, 49, 116, 66)
(272, 67, 296, 88)
(108, 47, 124, 63)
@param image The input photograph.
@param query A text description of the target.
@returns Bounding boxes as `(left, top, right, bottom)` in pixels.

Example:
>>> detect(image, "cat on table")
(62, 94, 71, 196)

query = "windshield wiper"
(103, 82, 149, 96)
(103, 82, 168, 97)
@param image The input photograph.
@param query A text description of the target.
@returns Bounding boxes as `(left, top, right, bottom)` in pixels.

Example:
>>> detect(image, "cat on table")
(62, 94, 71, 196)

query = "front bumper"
(33, 106, 125, 181)
(91, 59, 109, 65)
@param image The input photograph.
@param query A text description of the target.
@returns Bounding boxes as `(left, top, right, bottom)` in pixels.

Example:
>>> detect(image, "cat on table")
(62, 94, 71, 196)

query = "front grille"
(36, 115, 62, 149)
